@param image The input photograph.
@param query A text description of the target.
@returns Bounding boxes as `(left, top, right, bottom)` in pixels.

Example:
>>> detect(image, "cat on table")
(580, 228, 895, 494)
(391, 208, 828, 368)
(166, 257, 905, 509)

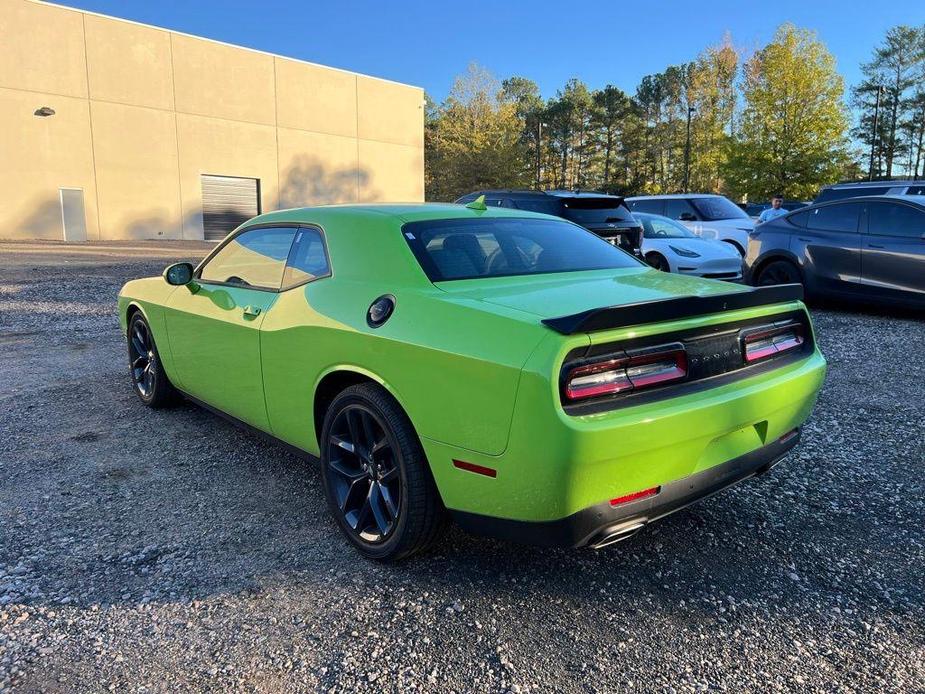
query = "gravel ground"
(0, 241, 923, 693)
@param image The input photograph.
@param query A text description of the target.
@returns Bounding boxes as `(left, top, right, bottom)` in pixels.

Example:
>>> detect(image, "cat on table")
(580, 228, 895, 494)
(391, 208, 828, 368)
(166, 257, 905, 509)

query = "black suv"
(454, 190, 643, 254)
(745, 194, 925, 308)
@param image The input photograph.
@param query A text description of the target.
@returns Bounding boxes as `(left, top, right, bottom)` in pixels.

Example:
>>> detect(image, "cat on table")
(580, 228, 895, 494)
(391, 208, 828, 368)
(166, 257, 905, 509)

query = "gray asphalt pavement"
(0, 241, 922, 693)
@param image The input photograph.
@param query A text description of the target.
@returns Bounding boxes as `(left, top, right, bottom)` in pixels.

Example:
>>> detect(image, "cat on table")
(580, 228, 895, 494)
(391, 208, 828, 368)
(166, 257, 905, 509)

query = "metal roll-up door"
(201, 175, 260, 241)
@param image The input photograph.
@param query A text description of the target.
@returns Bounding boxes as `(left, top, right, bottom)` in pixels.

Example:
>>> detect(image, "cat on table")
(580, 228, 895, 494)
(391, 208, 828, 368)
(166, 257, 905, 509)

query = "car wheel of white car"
(646, 253, 670, 272)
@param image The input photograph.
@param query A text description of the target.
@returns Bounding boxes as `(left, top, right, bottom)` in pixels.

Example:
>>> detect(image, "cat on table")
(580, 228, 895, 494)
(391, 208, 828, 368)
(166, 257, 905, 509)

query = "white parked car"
(625, 194, 754, 255)
(634, 212, 743, 281)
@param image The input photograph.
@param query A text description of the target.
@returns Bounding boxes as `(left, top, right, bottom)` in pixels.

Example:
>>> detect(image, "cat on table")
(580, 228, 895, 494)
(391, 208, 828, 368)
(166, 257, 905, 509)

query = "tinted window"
(665, 198, 698, 220)
(906, 186, 925, 196)
(787, 211, 810, 228)
(402, 218, 640, 281)
(637, 214, 696, 239)
(560, 197, 635, 224)
(805, 203, 862, 233)
(282, 227, 330, 288)
(867, 202, 925, 238)
(200, 226, 296, 289)
(816, 186, 889, 203)
(628, 199, 664, 215)
(689, 197, 750, 221)
(512, 199, 562, 215)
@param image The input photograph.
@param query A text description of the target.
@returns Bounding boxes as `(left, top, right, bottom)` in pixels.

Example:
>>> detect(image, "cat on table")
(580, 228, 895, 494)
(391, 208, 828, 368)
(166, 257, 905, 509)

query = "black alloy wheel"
(757, 260, 801, 287)
(320, 383, 445, 561)
(126, 312, 178, 408)
(646, 253, 670, 272)
(326, 404, 401, 543)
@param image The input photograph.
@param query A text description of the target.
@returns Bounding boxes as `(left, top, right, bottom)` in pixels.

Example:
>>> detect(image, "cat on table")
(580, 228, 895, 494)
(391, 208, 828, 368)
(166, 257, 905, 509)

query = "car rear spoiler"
(541, 283, 804, 335)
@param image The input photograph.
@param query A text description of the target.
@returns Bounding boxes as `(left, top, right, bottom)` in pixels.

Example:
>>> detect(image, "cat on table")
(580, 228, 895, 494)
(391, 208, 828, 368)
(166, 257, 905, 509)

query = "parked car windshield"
(635, 213, 697, 239)
(402, 217, 640, 282)
(689, 197, 750, 221)
(558, 197, 636, 225)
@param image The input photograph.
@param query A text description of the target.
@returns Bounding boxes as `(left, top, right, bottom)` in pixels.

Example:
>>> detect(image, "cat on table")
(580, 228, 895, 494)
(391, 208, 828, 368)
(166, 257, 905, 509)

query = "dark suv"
(745, 195, 925, 308)
(454, 190, 643, 254)
(815, 180, 925, 203)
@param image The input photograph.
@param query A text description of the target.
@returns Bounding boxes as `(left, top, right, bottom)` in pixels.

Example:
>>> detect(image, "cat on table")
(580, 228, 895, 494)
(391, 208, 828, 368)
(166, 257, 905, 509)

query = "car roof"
(242, 202, 556, 228)
(625, 194, 724, 200)
(821, 180, 925, 189)
(805, 194, 925, 206)
(460, 189, 622, 200)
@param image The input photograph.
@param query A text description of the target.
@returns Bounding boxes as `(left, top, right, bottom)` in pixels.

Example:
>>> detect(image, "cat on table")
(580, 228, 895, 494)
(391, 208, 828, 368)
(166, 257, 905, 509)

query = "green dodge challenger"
(118, 202, 826, 561)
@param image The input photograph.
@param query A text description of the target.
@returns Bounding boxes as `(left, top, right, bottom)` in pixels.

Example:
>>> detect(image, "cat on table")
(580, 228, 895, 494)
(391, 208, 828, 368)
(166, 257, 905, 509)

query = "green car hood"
(436, 267, 749, 319)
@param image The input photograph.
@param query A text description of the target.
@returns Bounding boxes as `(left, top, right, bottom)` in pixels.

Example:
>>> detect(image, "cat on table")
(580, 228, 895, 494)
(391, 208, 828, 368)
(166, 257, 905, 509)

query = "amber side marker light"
(610, 486, 660, 506)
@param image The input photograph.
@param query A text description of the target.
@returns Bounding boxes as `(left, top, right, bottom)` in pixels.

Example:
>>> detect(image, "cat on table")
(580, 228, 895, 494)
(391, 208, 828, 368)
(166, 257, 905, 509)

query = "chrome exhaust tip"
(589, 521, 646, 550)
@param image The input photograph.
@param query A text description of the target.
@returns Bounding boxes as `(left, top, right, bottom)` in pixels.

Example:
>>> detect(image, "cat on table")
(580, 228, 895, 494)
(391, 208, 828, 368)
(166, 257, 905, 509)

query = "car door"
(164, 225, 298, 430)
(861, 200, 925, 302)
(788, 202, 863, 295)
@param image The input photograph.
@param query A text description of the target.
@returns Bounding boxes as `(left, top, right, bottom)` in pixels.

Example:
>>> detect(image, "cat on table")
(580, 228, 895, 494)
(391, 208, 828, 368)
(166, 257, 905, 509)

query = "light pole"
(684, 106, 696, 193)
(869, 85, 885, 181)
(536, 120, 546, 190)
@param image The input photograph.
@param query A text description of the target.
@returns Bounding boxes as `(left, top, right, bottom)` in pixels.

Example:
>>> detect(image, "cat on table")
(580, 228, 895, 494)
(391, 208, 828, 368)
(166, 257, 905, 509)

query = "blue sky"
(58, 0, 924, 103)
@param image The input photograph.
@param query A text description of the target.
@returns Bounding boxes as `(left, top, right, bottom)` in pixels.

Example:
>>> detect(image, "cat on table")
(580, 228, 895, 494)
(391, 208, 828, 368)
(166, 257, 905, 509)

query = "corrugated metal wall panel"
(201, 174, 260, 241)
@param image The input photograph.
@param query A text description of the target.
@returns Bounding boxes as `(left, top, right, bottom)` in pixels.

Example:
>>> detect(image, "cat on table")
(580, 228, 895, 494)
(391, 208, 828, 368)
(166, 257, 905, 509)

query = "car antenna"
(465, 195, 487, 211)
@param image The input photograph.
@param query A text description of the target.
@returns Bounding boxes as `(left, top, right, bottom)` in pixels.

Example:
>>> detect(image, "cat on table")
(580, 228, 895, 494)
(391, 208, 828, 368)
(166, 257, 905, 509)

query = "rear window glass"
(512, 199, 562, 215)
(402, 217, 640, 281)
(627, 199, 664, 215)
(689, 197, 750, 221)
(559, 198, 634, 225)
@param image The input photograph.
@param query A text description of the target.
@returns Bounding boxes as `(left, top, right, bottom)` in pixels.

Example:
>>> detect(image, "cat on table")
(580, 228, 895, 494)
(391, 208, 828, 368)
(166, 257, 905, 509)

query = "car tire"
(756, 260, 801, 287)
(320, 382, 446, 562)
(126, 311, 179, 408)
(645, 252, 670, 272)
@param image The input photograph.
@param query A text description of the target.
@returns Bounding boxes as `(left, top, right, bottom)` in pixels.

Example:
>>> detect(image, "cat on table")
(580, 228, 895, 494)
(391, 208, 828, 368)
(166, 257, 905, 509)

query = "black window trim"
(194, 221, 333, 294)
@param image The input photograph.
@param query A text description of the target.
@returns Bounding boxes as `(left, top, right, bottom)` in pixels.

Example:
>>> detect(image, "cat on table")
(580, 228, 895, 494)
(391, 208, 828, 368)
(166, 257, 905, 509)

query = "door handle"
(867, 244, 885, 249)
(798, 237, 812, 242)
(242, 305, 262, 318)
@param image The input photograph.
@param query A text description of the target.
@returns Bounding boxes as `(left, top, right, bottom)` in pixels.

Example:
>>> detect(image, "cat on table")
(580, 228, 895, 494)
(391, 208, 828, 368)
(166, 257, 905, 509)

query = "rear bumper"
(452, 428, 800, 548)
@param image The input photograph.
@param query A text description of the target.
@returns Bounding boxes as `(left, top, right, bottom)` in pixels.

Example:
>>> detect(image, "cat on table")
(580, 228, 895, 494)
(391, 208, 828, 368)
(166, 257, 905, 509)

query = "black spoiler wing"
(541, 283, 804, 335)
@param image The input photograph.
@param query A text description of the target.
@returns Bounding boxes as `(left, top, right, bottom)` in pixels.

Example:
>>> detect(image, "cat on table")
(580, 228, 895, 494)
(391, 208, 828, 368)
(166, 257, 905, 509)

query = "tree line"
(425, 23, 925, 203)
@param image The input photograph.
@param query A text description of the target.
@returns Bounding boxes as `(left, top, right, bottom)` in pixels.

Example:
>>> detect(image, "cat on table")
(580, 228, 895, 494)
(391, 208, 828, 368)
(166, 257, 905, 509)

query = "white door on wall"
(59, 188, 87, 243)
(201, 175, 260, 241)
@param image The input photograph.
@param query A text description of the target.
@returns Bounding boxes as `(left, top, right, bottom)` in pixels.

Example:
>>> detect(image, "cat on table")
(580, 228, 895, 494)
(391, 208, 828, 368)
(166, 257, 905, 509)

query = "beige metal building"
(0, 0, 424, 241)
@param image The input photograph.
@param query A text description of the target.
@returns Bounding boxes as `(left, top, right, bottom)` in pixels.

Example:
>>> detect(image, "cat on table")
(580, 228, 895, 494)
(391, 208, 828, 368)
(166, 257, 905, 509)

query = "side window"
(484, 198, 507, 208)
(806, 203, 862, 233)
(788, 211, 809, 228)
(665, 199, 697, 220)
(628, 199, 664, 215)
(867, 203, 925, 238)
(906, 186, 925, 196)
(199, 226, 297, 289)
(282, 227, 331, 288)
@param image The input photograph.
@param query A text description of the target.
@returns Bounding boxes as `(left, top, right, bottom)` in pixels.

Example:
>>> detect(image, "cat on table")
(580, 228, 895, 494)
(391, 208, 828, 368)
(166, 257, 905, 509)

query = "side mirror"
(163, 262, 194, 286)
(678, 212, 697, 222)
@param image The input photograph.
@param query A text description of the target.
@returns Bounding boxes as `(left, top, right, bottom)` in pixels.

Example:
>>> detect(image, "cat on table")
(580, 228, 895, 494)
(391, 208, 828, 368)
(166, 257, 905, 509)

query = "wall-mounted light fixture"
(34, 106, 56, 117)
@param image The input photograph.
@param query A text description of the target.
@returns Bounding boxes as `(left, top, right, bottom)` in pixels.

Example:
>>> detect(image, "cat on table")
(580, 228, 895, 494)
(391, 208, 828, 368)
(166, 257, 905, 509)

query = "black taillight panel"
(560, 310, 813, 415)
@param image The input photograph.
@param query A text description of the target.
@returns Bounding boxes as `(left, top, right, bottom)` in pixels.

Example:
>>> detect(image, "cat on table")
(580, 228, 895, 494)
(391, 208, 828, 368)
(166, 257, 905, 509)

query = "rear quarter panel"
(259, 280, 548, 457)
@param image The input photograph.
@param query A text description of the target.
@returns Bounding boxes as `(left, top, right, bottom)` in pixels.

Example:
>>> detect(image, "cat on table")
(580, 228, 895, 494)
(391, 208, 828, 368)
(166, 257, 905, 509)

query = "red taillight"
(742, 324, 804, 364)
(564, 347, 687, 401)
(610, 486, 660, 506)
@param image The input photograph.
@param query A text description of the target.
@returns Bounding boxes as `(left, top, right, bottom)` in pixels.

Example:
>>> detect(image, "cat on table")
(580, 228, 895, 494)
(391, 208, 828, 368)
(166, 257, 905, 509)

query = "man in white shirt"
(758, 195, 788, 224)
